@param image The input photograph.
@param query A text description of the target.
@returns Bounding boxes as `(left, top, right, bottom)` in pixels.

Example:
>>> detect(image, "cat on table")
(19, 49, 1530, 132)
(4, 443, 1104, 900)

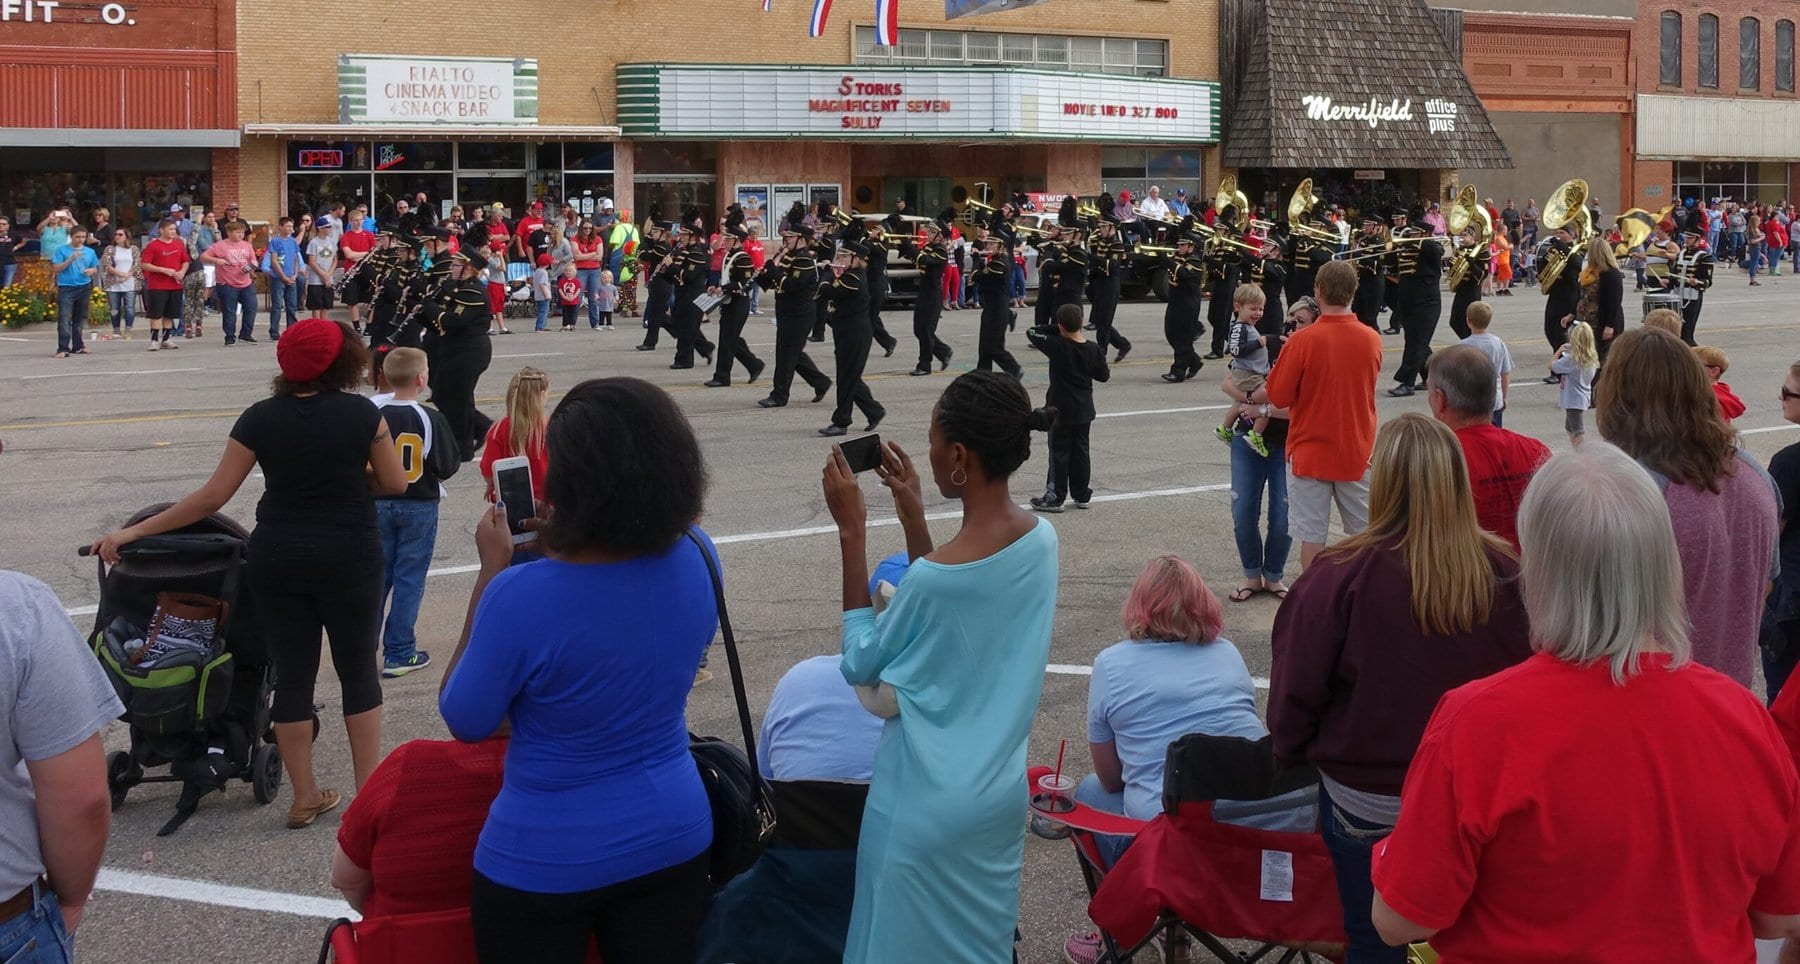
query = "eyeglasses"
(1782, 387, 1800, 403)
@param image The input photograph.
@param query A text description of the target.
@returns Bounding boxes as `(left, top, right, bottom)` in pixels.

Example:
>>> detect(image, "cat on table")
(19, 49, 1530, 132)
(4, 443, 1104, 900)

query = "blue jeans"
(576, 267, 603, 326)
(1493, 407, 1505, 429)
(217, 284, 256, 340)
(0, 264, 15, 287)
(534, 298, 551, 330)
(1319, 785, 1406, 964)
(266, 274, 300, 333)
(0, 884, 73, 963)
(1746, 246, 1764, 279)
(1075, 774, 1131, 868)
(1770, 245, 1784, 274)
(1010, 263, 1026, 301)
(376, 498, 439, 663)
(1229, 433, 1291, 583)
(108, 290, 135, 331)
(1727, 231, 1745, 261)
(56, 284, 90, 353)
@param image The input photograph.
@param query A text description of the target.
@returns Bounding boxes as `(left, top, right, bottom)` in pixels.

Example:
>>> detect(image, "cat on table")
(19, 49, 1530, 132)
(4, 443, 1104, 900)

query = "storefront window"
(371, 141, 452, 171)
(1699, 14, 1719, 89)
(1779, 20, 1796, 92)
(1, 148, 212, 241)
(1674, 160, 1790, 204)
(565, 143, 615, 171)
(1741, 17, 1762, 89)
(635, 142, 716, 176)
(1660, 11, 1682, 86)
(856, 28, 1168, 77)
(459, 143, 527, 170)
(285, 140, 614, 221)
(1100, 148, 1203, 207)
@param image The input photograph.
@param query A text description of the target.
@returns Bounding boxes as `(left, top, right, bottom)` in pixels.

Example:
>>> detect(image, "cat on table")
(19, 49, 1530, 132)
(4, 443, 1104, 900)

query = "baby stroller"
(80, 505, 285, 836)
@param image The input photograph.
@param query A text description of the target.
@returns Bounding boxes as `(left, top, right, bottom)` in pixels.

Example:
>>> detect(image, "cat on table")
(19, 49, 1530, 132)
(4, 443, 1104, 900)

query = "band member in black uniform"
(1661, 230, 1715, 345)
(1388, 207, 1445, 396)
(1053, 222, 1089, 317)
(1202, 209, 1241, 359)
(1350, 216, 1387, 331)
(1540, 225, 1583, 352)
(1383, 210, 1408, 332)
(634, 220, 678, 351)
(1161, 235, 1206, 383)
(408, 226, 458, 376)
(704, 223, 766, 387)
(862, 218, 900, 357)
(1032, 224, 1065, 330)
(756, 225, 833, 408)
(1086, 216, 1131, 362)
(1285, 220, 1332, 307)
(431, 247, 495, 462)
(670, 221, 716, 370)
(908, 213, 955, 375)
(810, 201, 848, 342)
(973, 233, 1024, 378)
(1446, 223, 1491, 340)
(365, 234, 419, 351)
(1248, 235, 1287, 334)
(819, 236, 886, 437)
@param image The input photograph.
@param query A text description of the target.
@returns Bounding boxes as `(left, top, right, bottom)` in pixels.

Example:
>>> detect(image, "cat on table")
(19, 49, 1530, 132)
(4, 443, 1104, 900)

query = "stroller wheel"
(251, 744, 283, 805)
(106, 750, 139, 812)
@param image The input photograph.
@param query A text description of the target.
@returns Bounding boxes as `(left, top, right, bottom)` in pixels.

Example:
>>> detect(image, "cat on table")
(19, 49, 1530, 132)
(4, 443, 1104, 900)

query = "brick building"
(224, 0, 1221, 226)
(1632, 0, 1799, 209)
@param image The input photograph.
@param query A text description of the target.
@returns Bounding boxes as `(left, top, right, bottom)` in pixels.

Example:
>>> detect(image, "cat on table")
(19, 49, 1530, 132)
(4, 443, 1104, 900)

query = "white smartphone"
(491, 455, 538, 545)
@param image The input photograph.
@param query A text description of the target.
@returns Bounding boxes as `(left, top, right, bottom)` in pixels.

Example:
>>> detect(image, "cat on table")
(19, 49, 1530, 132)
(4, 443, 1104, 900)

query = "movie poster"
(945, 0, 1050, 19)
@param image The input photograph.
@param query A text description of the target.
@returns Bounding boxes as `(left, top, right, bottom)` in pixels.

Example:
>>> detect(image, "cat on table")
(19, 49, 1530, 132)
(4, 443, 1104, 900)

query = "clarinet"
(334, 250, 379, 297)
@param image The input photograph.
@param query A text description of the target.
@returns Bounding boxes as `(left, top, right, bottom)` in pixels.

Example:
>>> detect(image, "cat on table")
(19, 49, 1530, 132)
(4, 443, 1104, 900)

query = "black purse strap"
(684, 528, 761, 786)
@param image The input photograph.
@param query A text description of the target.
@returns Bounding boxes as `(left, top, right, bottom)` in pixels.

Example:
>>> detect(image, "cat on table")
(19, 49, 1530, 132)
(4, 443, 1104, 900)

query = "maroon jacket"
(1268, 538, 1533, 796)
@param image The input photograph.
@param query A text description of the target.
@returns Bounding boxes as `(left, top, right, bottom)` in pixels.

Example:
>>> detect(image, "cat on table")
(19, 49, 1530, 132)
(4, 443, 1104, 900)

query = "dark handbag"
(685, 528, 777, 885)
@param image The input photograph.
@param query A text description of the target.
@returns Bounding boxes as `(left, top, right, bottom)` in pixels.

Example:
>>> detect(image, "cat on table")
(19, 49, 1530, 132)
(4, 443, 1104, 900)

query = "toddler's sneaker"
(1245, 430, 1270, 458)
(1213, 425, 1235, 444)
(381, 651, 432, 678)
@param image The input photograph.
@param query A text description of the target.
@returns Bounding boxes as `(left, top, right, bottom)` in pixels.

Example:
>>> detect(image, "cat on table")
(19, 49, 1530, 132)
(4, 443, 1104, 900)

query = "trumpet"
(1135, 244, 1178, 256)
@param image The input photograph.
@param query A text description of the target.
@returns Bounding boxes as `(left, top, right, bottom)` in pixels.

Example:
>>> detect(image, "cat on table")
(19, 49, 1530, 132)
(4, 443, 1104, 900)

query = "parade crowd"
(7, 179, 1800, 964)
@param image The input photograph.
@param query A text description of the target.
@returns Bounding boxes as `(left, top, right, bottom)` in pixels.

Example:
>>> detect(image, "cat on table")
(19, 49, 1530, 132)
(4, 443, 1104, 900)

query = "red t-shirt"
(479, 416, 549, 503)
(142, 237, 189, 291)
(1453, 423, 1550, 552)
(513, 216, 544, 249)
(556, 276, 582, 307)
(338, 229, 374, 270)
(572, 236, 604, 269)
(1372, 652, 1800, 961)
(336, 738, 507, 919)
(1715, 381, 1747, 421)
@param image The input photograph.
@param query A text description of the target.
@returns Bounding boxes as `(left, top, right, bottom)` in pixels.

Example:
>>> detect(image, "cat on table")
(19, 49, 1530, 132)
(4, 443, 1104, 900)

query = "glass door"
(634, 179, 716, 230)
(458, 175, 529, 217)
(887, 177, 951, 217)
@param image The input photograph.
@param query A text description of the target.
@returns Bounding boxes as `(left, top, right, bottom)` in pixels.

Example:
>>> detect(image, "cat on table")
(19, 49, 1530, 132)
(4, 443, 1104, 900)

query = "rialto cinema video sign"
(617, 64, 1220, 143)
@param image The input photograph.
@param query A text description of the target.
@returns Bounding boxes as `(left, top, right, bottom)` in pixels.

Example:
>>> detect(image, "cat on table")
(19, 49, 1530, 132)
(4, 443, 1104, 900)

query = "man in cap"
(704, 223, 765, 388)
(755, 224, 832, 408)
(819, 234, 886, 437)
(1086, 215, 1131, 363)
(170, 203, 194, 244)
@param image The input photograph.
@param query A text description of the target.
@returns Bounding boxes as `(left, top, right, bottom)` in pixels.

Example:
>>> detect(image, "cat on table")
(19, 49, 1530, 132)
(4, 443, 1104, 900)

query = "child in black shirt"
(1027, 303, 1111, 512)
(372, 347, 460, 676)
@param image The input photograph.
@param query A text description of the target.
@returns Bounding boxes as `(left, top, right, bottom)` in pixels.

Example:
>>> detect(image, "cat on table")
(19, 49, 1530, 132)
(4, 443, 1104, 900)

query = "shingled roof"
(1221, 0, 1512, 170)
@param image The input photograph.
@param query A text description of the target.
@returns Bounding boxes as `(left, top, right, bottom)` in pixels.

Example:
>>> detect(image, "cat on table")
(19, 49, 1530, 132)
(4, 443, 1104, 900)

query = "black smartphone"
(838, 433, 883, 474)
(492, 456, 538, 545)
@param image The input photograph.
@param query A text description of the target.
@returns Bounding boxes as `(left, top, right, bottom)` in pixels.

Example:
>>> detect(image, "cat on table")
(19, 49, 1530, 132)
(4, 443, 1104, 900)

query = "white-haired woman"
(1371, 441, 1800, 958)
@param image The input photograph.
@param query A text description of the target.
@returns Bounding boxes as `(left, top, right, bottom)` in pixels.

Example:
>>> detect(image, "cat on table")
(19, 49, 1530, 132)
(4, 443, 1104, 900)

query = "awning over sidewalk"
(1221, 0, 1512, 170)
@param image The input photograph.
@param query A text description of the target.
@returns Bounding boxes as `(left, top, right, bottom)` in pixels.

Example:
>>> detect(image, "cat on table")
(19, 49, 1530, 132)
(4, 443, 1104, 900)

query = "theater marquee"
(617, 64, 1220, 143)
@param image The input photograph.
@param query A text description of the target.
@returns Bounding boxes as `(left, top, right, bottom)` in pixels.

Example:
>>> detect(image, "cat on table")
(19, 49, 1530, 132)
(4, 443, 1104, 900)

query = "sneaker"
(239, 335, 258, 344)
(1030, 496, 1065, 513)
(1065, 931, 1103, 964)
(1245, 430, 1270, 458)
(1072, 499, 1091, 510)
(148, 340, 160, 351)
(1214, 424, 1235, 444)
(381, 651, 432, 678)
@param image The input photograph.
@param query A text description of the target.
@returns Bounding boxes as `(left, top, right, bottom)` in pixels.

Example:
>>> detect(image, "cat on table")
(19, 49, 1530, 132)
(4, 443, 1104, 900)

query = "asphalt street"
(3, 273, 1797, 963)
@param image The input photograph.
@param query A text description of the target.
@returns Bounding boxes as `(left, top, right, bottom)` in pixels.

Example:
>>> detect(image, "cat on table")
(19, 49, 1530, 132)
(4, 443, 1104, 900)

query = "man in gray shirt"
(0, 571, 122, 960)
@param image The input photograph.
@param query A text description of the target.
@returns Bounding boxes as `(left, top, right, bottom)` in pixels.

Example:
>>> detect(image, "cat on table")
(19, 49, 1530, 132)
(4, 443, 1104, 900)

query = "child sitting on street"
(1215, 284, 1273, 457)
(371, 348, 460, 677)
(1694, 345, 1747, 421)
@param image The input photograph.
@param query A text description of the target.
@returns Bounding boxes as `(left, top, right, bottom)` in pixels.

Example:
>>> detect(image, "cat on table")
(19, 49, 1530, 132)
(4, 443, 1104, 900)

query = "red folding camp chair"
(318, 909, 602, 964)
(1030, 732, 1348, 963)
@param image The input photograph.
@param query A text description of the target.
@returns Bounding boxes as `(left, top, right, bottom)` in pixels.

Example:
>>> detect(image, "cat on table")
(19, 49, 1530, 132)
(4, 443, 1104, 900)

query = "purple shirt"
(1657, 452, 1781, 688)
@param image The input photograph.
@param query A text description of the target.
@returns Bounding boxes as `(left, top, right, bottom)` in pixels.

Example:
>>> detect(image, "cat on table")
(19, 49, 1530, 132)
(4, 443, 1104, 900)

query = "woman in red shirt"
(572, 222, 606, 329)
(1372, 441, 1800, 959)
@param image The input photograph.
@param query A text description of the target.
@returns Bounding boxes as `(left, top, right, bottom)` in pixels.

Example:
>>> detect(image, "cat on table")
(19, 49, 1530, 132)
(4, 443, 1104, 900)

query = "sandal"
(74, 348, 91, 354)
(287, 788, 342, 829)
(52, 352, 69, 359)
(1228, 585, 1262, 602)
(1266, 583, 1290, 600)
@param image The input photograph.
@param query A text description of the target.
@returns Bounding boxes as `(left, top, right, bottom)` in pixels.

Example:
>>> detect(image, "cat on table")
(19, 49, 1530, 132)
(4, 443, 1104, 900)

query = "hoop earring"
(951, 467, 968, 487)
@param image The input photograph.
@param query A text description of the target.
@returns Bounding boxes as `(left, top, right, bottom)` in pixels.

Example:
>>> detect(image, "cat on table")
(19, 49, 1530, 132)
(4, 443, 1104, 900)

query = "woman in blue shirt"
(439, 376, 716, 964)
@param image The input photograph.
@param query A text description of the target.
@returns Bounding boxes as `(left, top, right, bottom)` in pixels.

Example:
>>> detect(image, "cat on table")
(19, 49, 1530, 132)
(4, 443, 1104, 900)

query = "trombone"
(1134, 244, 1178, 256)
(1191, 221, 1264, 254)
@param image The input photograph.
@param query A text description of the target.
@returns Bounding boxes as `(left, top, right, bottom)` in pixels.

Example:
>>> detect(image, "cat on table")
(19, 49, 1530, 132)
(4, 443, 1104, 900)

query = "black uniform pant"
(435, 334, 493, 461)
(1544, 298, 1575, 350)
(1164, 303, 1202, 376)
(868, 288, 897, 352)
(913, 300, 951, 371)
(712, 298, 763, 384)
(1393, 295, 1440, 387)
(1088, 278, 1130, 352)
(1448, 285, 1482, 340)
(1286, 270, 1317, 307)
(1681, 295, 1704, 345)
(768, 314, 831, 404)
(1048, 420, 1094, 504)
(1034, 287, 1056, 329)
(672, 302, 715, 368)
(831, 324, 885, 428)
(976, 299, 1021, 376)
(639, 279, 676, 347)
(1206, 283, 1235, 354)
(1352, 276, 1385, 330)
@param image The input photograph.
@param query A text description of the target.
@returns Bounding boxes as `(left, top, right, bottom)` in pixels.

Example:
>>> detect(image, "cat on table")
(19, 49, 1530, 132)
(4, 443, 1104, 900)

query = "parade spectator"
(170, 203, 194, 244)
(1269, 412, 1532, 963)
(545, 224, 574, 279)
(439, 377, 719, 964)
(37, 210, 71, 260)
(201, 220, 259, 345)
(1137, 186, 1171, 223)
(531, 254, 553, 332)
(51, 227, 98, 358)
(1768, 214, 1789, 277)
(1695, 346, 1747, 422)
(100, 227, 141, 341)
(141, 218, 188, 350)
(823, 371, 1058, 964)
(371, 348, 459, 679)
(304, 218, 337, 321)
(512, 201, 548, 264)
(263, 216, 302, 339)
(0, 571, 123, 958)
(1597, 327, 1779, 690)
(595, 270, 617, 331)
(1256, 261, 1383, 569)
(1457, 302, 1513, 425)
(1426, 345, 1549, 552)
(1574, 237, 1625, 362)
(339, 211, 376, 332)
(1224, 297, 1313, 600)
(0, 217, 16, 288)
(86, 208, 112, 254)
(1370, 442, 1800, 959)
(92, 319, 406, 828)
(1747, 216, 1767, 285)
(1766, 360, 1800, 698)
(1550, 322, 1600, 445)
(1168, 188, 1191, 218)
(572, 221, 606, 328)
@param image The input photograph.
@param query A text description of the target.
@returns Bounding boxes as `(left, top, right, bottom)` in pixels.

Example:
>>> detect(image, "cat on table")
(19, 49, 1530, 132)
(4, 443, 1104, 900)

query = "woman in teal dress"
(822, 370, 1062, 964)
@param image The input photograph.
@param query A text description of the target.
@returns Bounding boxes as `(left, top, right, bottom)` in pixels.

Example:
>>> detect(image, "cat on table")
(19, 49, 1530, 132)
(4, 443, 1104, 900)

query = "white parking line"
(1097, 405, 1230, 419)
(491, 352, 566, 359)
(21, 367, 206, 380)
(1742, 424, 1800, 436)
(1046, 663, 1270, 689)
(97, 868, 356, 921)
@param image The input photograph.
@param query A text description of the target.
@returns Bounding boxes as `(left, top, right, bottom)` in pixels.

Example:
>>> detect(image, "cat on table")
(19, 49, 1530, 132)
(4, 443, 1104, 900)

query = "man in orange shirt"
(1255, 260, 1383, 568)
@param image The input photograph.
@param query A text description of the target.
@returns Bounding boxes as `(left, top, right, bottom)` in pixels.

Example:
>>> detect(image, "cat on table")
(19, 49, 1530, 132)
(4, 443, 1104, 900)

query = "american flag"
(809, 0, 832, 35)
(874, 0, 898, 45)
(762, 0, 771, 10)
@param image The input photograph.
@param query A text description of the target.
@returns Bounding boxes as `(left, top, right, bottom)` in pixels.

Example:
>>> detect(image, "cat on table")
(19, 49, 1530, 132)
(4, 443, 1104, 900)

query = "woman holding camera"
(822, 370, 1058, 964)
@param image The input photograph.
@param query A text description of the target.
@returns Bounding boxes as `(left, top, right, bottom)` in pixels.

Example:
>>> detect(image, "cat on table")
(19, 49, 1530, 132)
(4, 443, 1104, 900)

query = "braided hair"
(934, 371, 1056, 480)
